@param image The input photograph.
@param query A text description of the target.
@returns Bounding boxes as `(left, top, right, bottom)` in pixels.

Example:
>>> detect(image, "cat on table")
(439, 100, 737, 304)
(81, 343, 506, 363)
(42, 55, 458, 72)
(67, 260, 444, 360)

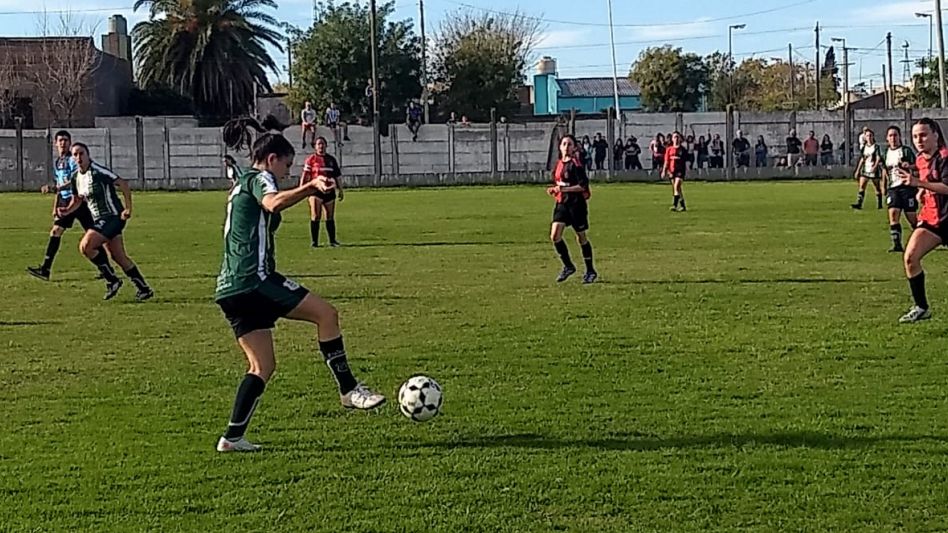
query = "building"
(0, 15, 133, 128)
(532, 57, 641, 116)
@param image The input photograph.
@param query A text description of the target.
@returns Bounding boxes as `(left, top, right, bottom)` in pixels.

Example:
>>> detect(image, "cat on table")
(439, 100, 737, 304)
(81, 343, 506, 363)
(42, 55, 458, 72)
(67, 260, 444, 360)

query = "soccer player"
(215, 117, 384, 452)
(897, 118, 948, 323)
(301, 136, 344, 247)
(56, 143, 153, 301)
(548, 134, 597, 284)
(882, 126, 917, 253)
(663, 131, 689, 212)
(27, 130, 99, 281)
(852, 129, 884, 210)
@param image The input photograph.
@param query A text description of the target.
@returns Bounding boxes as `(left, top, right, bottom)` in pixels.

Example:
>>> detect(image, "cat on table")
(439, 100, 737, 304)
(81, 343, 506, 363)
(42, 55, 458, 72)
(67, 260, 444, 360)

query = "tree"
(431, 9, 542, 121)
(132, 0, 282, 118)
(630, 46, 708, 112)
(0, 49, 20, 127)
(909, 58, 940, 108)
(289, 1, 421, 126)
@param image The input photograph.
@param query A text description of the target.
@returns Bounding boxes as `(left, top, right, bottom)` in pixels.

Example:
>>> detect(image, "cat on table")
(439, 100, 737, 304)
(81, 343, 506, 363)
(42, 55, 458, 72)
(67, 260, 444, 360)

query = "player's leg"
(900, 227, 942, 322)
(309, 196, 322, 247)
(284, 292, 385, 409)
(28, 224, 66, 280)
(550, 219, 576, 282)
(105, 234, 153, 300)
(853, 176, 868, 209)
(323, 198, 339, 246)
(79, 228, 124, 298)
(872, 178, 884, 209)
(888, 204, 904, 253)
(575, 227, 597, 284)
(217, 328, 274, 452)
(673, 177, 686, 211)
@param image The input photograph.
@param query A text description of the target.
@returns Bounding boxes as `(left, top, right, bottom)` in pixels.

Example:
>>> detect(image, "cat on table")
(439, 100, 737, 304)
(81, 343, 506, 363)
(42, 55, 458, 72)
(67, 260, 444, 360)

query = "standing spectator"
(695, 135, 709, 169)
(625, 136, 642, 170)
(684, 134, 696, 169)
(755, 136, 769, 167)
(803, 131, 820, 166)
(785, 129, 803, 167)
(709, 133, 725, 168)
(820, 134, 835, 165)
(300, 101, 317, 149)
(592, 133, 609, 170)
(613, 138, 624, 169)
(580, 136, 594, 168)
(406, 101, 423, 141)
(649, 133, 666, 170)
(732, 130, 751, 168)
(363, 79, 374, 117)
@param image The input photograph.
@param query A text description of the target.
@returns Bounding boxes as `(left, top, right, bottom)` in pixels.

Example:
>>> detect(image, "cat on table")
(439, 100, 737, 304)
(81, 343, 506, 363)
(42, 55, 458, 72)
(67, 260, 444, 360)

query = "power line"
(535, 27, 812, 52)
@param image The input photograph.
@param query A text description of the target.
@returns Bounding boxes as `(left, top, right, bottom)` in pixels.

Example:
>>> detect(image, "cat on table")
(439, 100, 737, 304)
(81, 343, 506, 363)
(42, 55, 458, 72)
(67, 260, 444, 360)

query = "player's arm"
(50, 188, 60, 215)
(912, 159, 948, 194)
(331, 159, 345, 200)
(558, 164, 588, 193)
(57, 180, 82, 216)
(256, 173, 322, 213)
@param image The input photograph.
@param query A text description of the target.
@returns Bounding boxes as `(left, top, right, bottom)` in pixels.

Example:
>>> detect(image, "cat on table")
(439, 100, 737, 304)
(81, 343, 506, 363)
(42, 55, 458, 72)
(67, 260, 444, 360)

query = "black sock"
(673, 195, 680, 208)
(890, 224, 902, 247)
(877, 194, 884, 207)
(310, 220, 320, 245)
(326, 219, 337, 243)
(89, 251, 119, 283)
(223, 373, 266, 440)
(41, 235, 61, 271)
(553, 239, 574, 269)
(319, 336, 358, 394)
(679, 196, 686, 209)
(581, 242, 594, 272)
(856, 191, 865, 205)
(909, 272, 929, 309)
(124, 265, 149, 291)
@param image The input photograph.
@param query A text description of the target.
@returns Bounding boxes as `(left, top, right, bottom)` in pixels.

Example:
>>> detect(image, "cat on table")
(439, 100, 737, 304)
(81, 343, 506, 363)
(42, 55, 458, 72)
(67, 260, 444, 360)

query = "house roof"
(556, 77, 640, 98)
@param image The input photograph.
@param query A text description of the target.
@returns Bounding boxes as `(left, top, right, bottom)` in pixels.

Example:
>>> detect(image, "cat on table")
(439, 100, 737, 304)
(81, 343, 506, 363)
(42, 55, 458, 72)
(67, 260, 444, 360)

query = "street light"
(832, 37, 852, 166)
(916, 12, 934, 62)
(831, 37, 848, 105)
(728, 24, 746, 104)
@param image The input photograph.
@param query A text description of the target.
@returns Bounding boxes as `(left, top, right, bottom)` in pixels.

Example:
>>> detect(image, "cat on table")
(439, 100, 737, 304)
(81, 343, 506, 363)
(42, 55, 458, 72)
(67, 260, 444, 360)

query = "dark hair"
(223, 115, 294, 163)
(887, 125, 901, 135)
(559, 134, 577, 156)
(70, 142, 89, 154)
(54, 130, 71, 140)
(914, 117, 947, 149)
(314, 136, 328, 145)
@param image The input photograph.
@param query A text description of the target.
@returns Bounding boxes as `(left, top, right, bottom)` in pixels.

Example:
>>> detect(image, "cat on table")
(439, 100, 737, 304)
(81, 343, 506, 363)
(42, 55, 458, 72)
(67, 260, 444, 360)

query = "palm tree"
(132, 0, 283, 118)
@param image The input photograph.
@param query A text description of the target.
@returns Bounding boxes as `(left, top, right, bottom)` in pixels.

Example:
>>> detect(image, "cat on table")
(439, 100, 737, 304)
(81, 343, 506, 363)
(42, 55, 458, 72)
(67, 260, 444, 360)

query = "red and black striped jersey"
(917, 146, 948, 228)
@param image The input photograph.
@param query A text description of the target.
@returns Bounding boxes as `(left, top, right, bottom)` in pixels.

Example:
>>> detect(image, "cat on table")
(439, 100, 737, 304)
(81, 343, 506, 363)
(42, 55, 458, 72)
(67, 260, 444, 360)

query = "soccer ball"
(398, 375, 443, 422)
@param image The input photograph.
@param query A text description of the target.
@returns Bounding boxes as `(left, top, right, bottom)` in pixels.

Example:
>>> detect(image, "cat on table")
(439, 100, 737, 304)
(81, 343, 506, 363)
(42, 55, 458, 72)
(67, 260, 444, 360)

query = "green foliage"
(908, 58, 940, 108)
(705, 53, 839, 112)
(127, 84, 194, 116)
(288, 1, 421, 126)
(132, 0, 282, 118)
(630, 46, 708, 112)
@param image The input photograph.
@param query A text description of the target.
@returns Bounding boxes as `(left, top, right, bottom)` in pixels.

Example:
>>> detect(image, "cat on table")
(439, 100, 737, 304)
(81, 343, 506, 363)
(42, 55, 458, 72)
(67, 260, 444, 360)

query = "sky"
(0, 0, 943, 91)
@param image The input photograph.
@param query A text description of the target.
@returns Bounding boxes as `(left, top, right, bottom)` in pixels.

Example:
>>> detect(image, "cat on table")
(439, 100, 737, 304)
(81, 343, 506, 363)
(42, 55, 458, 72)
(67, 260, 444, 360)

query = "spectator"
(709, 133, 725, 168)
(755, 136, 768, 167)
(684, 134, 696, 169)
(649, 133, 666, 170)
(580, 135, 594, 168)
(625, 136, 642, 170)
(363, 79, 374, 116)
(785, 129, 802, 167)
(695, 135, 709, 169)
(820, 134, 835, 166)
(460, 115, 471, 127)
(324, 102, 349, 144)
(300, 101, 317, 149)
(613, 138, 624, 169)
(592, 133, 609, 170)
(732, 129, 751, 168)
(803, 131, 820, 166)
(406, 101, 423, 141)
(447, 112, 458, 125)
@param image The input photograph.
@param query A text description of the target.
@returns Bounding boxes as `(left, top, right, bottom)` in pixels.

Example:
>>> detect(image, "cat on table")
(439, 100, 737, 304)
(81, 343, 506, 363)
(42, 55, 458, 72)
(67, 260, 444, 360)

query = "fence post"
(489, 107, 498, 178)
(904, 106, 912, 139)
(135, 116, 145, 190)
(390, 123, 399, 181)
(14, 116, 23, 191)
(843, 106, 853, 167)
(503, 120, 510, 172)
(105, 127, 113, 169)
(789, 109, 797, 133)
(45, 127, 53, 190)
(675, 112, 684, 134)
(725, 104, 735, 181)
(162, 118, 171, 189)
(448, 123, 455, 175)
(569, 108, 576, 136)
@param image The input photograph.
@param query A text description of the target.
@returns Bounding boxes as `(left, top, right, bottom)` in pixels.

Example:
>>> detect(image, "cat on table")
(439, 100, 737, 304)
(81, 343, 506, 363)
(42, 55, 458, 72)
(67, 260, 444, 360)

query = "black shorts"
(313, 189, 337, 203)
(216, 272, 310, 338)
(917, 222, 948, 244)
(552, 201, 589, 232)
(90, 216, 126, 240)
(670, 170, 686, 179)
(54, 200, 94, 230)
(887, 187, 918, 212)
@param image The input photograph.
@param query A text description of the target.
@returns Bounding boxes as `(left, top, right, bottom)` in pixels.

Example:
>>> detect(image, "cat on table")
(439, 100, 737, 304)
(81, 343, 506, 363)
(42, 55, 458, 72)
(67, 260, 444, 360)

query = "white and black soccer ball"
(398, 375, 443, 422)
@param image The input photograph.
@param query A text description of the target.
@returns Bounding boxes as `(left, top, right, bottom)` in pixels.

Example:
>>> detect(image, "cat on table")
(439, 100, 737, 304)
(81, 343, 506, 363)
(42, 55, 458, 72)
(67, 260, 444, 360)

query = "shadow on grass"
(417, 431, 948, 451)
(341, 240, 524, 248)
(600, 278, 890, 286)
(0, 320, 63, 327)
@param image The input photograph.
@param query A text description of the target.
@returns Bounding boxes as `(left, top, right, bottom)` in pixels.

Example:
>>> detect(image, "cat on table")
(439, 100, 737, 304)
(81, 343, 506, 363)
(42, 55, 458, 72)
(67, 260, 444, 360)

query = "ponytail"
(222, 115, 290, 153)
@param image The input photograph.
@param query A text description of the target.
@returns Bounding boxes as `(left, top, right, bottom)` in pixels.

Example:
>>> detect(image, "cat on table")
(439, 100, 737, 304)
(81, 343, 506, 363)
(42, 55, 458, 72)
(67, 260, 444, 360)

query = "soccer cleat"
(216, 436, 261, 453)
(583, 270, 598, 284)
(330, 241, 341, 248)
(889, 245, 904, 253)
(26, 266, 50, 281)
(135, 287, 155, 301)
(556, 265, 577, 283)
(311, 242, 320, 248)
(341, 384, 386, 410)
(899, 306, 932, 323)
(670, 205, 679, 212)
(103, 279, 123, 300)
(851, 203, 863, 210)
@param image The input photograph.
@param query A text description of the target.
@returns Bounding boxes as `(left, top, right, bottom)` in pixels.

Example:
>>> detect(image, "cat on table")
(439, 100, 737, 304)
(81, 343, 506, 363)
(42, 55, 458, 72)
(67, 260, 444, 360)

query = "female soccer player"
(300, 136, 344, 247)
(214, 117, 384, 452)
(55, 143, 153, 301)
(548, 134, 597, 284)
(897, 118, 948, 323)
(852, 129, 884, 210)
(663, 131, 688, 212)
(881, 126, 917, 252)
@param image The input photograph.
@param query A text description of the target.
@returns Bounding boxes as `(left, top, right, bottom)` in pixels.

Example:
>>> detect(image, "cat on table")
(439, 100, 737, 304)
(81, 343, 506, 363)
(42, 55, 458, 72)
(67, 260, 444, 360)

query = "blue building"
(533, 57, 641, 116)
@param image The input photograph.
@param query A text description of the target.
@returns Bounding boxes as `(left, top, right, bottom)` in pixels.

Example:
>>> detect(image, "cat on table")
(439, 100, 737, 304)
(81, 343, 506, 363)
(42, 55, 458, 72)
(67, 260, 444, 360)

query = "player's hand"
(314, 177, 335, 193)
(546, 186, 557, 196)
(337, 189, 345, 201)
(121, 208, 132, 220)
(899, 169, 919, 187)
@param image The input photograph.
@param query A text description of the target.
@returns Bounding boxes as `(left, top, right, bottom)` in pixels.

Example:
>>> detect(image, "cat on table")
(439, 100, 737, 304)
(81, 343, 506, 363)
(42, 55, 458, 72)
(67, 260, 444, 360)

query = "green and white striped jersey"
(214, 167, 282, 300)
(70, 162, 123, 219)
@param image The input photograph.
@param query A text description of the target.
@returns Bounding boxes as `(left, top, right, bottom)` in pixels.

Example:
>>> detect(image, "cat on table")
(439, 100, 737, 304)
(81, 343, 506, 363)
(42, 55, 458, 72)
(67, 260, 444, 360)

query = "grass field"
(4, 181, 948, 532)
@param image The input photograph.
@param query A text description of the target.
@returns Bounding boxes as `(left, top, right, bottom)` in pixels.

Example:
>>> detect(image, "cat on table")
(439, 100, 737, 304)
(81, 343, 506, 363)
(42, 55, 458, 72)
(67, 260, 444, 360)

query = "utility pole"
(937, 0, 947, 108)
(607, 0, 622, 129)
(419, 0, 429, 123)
(789, 43, 795, 108)
(902, 41, 911, 86)
(815, 21, 821, 109)
(369, 0, 382, 178)
(886, 32, 894, 109)
(882, 65, 888, 108)
(287, 36, 293, 89)
(728, 24, 746, 105)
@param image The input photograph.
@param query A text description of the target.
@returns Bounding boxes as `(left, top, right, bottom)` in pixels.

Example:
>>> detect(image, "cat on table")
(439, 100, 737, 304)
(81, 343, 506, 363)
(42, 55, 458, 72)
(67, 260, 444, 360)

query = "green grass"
(3, 181, 948, 532)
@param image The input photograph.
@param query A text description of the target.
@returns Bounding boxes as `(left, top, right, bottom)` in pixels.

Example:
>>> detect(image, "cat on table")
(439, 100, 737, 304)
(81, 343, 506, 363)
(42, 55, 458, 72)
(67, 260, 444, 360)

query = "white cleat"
(340, 384, 386, 410)
(216, 436, 261, 453)
(899, 306, 932, 324)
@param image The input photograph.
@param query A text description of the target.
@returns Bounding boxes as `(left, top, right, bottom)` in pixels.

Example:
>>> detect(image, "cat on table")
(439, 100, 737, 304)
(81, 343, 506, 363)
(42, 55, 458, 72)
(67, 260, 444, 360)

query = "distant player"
(663, 131, 688, 212)
(215, 117, 384, 452)
(27, 130, 99, 281)
(300, 136, 344, 247)
(548, 134, 597, 284)
(852, 128, 884, 210)
(897, 118, 948, 323)
(57, 143, 153, 301)
(881, 126, 917, 252)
